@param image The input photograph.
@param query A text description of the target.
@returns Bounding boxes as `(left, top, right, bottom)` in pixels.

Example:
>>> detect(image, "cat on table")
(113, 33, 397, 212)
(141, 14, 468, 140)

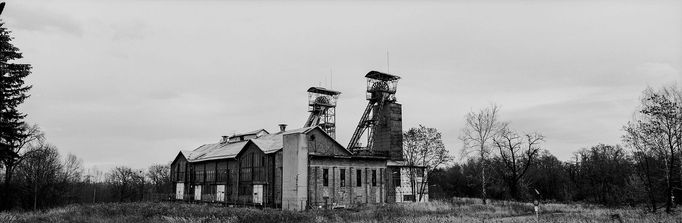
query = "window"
(356, 169, 362, 187)
(240, 151, 265, 182)
(392, 169, 401, 187)
(340, 169, 346, 187)
(206, 170, 215, 182)
(372, 170, 377, 186)
(195, 169, 205, 182)
(323, 169, 329, 186)
(217, 167, 228, 182)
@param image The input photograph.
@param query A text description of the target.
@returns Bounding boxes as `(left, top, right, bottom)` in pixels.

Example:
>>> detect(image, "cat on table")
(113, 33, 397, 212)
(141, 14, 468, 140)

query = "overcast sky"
(3, 0, 681, 170)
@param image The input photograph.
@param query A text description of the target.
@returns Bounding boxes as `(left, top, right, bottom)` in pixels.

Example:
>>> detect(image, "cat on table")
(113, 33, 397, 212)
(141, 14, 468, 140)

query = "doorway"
(253, 184, 263, 205)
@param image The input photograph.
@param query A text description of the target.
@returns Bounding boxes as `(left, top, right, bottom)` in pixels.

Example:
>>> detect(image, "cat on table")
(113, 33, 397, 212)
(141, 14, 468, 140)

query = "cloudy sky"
(3, 0, 680, 169)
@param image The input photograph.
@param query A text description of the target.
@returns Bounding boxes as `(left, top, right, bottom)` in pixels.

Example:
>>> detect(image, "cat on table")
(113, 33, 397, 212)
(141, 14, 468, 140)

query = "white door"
(253, 184, 263, 205)
(216, 185, 226, 202)
(176, 183, 184, 200)
(194, 185, 202, 201)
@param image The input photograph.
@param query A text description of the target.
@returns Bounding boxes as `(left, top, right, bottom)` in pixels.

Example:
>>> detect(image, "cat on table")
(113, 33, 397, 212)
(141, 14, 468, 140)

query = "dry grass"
(0, 199, 680, 223)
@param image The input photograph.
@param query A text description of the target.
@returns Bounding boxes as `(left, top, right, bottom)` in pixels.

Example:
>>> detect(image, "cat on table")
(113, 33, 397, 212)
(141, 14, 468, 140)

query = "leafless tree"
(623, 85, 681, 213)
(492, 126, 543, 200)
(403, 125, 452, 201)
(147, 163, 171, 194)
(107, 166, 145, 202)
(63, 153, 83, 183)
(459, 104, 506, 204)
(1, 124, 44, 209)
(17, 143, 62, 210)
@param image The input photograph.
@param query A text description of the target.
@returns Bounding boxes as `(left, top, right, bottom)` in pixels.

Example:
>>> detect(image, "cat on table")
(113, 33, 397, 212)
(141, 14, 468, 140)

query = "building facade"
(170, 71, 427, 210)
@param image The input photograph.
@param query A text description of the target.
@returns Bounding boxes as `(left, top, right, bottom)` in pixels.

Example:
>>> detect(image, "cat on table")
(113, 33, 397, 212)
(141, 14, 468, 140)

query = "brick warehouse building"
(170, 71, 427, 210)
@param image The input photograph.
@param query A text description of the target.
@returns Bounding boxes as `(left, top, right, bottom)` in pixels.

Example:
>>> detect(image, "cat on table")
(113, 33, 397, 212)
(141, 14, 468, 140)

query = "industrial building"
(170, 71, 427, 210)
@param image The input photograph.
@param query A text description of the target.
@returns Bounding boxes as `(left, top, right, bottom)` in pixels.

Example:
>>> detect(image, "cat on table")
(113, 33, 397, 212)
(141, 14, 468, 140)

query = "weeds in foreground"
(0, 199, 680, 223)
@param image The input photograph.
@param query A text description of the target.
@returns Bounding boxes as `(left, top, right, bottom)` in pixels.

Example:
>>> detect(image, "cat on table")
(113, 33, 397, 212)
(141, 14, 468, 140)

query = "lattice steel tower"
(303, 87, 341, 138)
(348, 71, 403, 160)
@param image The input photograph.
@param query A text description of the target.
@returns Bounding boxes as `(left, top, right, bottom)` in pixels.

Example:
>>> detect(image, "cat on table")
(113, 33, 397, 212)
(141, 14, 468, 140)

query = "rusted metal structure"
(347, 71, 403, 160)
(304, 87, 341, 139)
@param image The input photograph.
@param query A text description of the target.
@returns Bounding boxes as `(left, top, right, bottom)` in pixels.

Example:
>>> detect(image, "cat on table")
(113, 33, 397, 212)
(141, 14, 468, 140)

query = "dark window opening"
(392, 169, 401, 187)
(340, 169, 346, 187)
(323, 168, 329, 186)
(356, 169, 362, 187)
(372, 170, 377, 186)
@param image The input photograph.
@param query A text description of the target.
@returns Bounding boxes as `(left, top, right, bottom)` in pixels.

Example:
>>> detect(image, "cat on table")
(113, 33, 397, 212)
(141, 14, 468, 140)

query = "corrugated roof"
(252, 126, 317, 154)
(184, 126, 317, 163)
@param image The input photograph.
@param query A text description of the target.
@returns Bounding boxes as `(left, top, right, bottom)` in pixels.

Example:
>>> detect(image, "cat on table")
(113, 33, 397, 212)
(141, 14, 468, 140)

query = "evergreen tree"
(0, 20, 32, 210)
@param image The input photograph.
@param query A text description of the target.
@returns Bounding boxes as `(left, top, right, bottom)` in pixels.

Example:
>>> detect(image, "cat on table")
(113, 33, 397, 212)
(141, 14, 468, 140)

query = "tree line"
(0, 125, 173, 210)
(419, 85, 681, 213)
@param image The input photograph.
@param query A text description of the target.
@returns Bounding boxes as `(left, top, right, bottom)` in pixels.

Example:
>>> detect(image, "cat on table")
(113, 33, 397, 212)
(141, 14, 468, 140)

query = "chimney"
(221, 136, 229, 144)
(279, 124, 287, 132)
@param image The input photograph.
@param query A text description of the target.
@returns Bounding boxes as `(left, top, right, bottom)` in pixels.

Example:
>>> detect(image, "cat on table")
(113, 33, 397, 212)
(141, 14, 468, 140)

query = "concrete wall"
(308, 158, 386, 208)
(282, 132, 308, 210)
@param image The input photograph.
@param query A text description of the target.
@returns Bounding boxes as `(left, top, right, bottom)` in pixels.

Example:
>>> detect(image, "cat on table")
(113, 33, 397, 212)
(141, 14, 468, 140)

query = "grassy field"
(1, 199, 680, 223)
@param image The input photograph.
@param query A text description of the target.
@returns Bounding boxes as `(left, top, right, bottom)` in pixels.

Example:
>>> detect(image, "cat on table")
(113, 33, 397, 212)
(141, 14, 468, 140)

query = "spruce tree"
(0, 20, 32, 210)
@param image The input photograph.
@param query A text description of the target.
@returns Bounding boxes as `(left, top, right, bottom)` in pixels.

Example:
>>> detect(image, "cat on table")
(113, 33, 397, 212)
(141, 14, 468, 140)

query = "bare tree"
(147, 163, 171, 194)
(107, 166, 145, 202)
(16, 143, 62, 210)
(1, 124, 44, 209)
(623, 85, 681, 213)
(63, 153, 83, 182)
(492, 126, 543, 200)
(459, 104, 505, 204)
(403, 125, 452, 201)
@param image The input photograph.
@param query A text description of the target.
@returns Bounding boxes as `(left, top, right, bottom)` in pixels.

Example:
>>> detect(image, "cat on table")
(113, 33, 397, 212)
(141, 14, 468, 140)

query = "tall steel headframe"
(347, 71, 401, 154)
(304, 87, 341, 138)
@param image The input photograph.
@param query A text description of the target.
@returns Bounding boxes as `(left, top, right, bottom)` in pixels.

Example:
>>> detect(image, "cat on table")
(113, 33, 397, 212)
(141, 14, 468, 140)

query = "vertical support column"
(314, 166, 319, 207)
(332, 166, 337, 205)
(349, 167, 354, 204)
(380, 168, 384, 204)
(365, 168, 369, 204)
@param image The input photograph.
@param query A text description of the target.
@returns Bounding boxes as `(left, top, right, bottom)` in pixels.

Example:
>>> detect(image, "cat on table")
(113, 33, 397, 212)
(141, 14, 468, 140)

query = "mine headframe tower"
(348, 71, 402, 159)
(304, 87, 341, 139)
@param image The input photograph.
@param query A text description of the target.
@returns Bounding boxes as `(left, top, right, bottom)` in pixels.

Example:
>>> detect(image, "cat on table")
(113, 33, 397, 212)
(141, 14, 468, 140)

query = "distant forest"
(427, 85, 681, 213)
